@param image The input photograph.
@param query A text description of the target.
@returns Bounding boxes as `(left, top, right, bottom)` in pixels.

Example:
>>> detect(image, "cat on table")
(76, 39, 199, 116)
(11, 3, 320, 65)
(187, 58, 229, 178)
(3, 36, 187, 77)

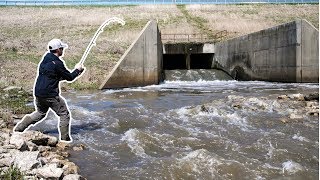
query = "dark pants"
(14, 96, 71, 141)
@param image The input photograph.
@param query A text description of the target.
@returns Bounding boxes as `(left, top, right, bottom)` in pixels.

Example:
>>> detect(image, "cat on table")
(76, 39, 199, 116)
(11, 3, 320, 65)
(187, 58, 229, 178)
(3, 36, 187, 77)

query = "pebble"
(72, 144, 86, 151)
(3, 86, 22, 91)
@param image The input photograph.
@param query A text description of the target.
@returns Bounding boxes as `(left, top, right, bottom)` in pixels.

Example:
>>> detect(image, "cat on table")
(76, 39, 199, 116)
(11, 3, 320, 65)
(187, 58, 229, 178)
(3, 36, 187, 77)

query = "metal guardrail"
(161, 30, 228, 43)
(0, 0, 318, 5)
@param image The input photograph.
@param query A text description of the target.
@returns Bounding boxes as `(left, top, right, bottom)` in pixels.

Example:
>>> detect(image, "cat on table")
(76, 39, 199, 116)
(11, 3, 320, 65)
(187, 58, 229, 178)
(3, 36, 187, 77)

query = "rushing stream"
(31, 71, 319, 179)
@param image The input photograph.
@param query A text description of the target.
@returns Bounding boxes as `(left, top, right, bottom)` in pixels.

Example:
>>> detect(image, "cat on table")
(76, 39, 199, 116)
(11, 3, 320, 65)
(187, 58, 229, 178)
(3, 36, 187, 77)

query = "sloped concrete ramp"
(100, 20, 163, 89)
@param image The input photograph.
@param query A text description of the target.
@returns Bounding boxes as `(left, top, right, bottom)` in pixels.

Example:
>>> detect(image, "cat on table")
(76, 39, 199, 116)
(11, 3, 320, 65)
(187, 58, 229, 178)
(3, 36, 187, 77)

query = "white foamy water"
(69, 105, 99, 116)
(292, 134, 310, 142)
(121, 128, 149, 158)
(282, 161, 305, 174)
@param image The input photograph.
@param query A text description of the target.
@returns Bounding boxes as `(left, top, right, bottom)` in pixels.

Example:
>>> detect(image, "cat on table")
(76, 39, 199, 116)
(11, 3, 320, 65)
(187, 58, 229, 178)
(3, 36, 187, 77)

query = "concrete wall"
(214, 19, 319, 82)
(298, 20, 319, 82)
(100, 20, 163, 89)
(163, 43, 214, 54)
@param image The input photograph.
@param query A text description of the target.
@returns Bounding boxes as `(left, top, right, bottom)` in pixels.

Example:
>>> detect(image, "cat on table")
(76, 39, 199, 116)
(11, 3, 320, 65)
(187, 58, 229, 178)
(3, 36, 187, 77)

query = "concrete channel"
(100, 19, 319, 89)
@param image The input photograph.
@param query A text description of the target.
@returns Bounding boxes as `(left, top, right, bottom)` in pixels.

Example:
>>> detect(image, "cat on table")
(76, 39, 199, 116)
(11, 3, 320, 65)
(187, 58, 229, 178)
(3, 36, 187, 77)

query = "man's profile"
(13, 39, 84, 143)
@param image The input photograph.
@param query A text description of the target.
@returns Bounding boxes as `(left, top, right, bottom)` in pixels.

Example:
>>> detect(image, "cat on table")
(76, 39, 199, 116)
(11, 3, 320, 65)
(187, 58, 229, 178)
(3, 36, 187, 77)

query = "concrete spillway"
(163, 43, 215, 70)
(100, 19, 319, 89)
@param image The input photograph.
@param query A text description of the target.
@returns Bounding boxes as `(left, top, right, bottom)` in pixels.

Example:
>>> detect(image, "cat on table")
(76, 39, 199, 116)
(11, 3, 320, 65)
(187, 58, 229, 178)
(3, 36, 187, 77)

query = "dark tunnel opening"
(163, 54, 187, 69)
(190, 53, 214, 69)
(163, 53, 214, 70)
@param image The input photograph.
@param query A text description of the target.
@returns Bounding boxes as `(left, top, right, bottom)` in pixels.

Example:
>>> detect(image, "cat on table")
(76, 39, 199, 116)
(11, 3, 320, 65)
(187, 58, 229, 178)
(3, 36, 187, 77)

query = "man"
(13, 39, 84, 143)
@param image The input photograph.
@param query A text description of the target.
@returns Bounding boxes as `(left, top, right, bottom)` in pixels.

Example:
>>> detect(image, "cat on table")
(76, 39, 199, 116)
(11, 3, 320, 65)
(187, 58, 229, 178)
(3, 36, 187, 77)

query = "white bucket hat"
(47, 39, 68, 50)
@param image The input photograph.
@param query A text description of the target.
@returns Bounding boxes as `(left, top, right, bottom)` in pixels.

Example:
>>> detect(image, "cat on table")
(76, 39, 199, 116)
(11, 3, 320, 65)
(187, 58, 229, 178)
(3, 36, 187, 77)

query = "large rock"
(306, 101, 318, 108)
(62, 161, 79, 175)
(38, 145, 52, 153)
(288, 94, 305, 101)
(2, 145, 16, 150)
(0, 157, 13, 167)
(72, 144, 85, 151)
(0, 132, 10, 145)
(306, 109, 319, 116)
(26, 141, 38, 151)
(0, 119, 8, 129)
(23, 131, 58, 146)
(304, 93, 319, 101)
(277, 95, 289, 100)
(57, 142, 70, 151)
(14, 151, 40, 172)
(11, 131, 58, 147)
(10, 133, 28, 151)
(35, 164, 64, 179)
(8, 149, 20, 157)
(0, 148, 8, 154)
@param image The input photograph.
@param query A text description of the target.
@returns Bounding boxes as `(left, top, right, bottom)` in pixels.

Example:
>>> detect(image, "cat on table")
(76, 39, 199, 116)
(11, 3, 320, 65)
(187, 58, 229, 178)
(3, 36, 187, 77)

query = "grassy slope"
(0, 4, 318, 91)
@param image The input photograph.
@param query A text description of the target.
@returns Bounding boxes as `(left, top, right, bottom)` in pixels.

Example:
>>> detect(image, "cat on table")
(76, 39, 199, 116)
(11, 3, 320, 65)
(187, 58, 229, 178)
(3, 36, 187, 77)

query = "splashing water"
(31, 80, 319, 179)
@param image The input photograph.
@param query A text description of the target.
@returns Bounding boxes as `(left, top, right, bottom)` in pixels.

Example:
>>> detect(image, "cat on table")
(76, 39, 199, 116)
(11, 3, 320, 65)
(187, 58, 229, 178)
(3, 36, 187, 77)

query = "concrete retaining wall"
(298, 20, 319, 82)
(100, 20, 163, 89)
(214, 19, 319, 82)
(163, 43, 215, 54)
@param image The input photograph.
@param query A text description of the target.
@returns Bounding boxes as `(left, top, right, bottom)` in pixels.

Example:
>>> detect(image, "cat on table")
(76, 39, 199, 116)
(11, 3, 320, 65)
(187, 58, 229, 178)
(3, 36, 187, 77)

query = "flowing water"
(31, 70, 319, 179)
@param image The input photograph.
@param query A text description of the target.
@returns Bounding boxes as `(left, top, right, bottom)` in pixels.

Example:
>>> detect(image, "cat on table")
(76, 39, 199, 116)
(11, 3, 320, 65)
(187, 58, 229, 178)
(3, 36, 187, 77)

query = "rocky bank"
(0, 128, 85, 179)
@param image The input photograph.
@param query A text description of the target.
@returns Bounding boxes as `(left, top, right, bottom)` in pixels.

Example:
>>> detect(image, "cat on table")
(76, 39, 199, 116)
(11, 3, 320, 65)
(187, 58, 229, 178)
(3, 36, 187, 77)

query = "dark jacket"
(35, 52, 81, 97)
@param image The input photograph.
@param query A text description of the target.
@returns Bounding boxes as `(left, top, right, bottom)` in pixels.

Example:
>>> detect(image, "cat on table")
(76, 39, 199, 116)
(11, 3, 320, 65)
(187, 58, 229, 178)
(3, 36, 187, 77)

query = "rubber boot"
(60, 125, 71, 142)
(13, 115, 34, 132)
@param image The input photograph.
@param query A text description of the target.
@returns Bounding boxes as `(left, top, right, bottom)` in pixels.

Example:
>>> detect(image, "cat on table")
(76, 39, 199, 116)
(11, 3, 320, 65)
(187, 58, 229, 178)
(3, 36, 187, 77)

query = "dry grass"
(0, 5, 181, 90)
(0, 4, 318, 90)
(186, 4, 319, 39)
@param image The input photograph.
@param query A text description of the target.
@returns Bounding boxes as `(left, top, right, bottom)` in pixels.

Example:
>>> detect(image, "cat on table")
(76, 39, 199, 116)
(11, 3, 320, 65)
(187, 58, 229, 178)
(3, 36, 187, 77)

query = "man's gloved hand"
(75, 63, 85, 73)
(74, 64, 84, 72)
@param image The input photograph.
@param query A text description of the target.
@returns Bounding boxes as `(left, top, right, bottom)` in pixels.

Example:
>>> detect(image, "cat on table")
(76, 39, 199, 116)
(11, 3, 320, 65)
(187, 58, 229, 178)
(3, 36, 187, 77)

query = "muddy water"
(33, 80, 318, 179)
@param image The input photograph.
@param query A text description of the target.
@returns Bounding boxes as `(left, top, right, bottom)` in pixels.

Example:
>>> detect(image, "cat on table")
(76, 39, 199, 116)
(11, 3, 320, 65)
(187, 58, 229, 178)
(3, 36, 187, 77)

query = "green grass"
(158, 15, 185, 28)
(241, 8, 259, 15)
(0, 51, 42, 65)
(120, 18, 148, 30)
(0, 166, 24, 180)
(0, 86, 33, 115)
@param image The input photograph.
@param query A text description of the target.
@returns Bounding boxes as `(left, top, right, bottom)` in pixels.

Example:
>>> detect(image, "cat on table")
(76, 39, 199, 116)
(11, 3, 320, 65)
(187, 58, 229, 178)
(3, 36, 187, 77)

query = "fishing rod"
(79, 17, 125, 66)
